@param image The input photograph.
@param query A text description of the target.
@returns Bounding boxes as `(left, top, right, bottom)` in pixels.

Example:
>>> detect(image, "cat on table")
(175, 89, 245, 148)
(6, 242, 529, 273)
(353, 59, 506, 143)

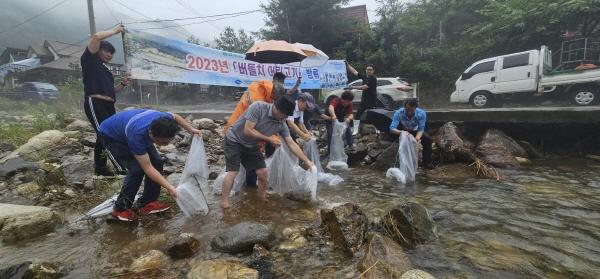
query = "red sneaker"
(111, 209, 136, 222)
(139, 201, 171, 215)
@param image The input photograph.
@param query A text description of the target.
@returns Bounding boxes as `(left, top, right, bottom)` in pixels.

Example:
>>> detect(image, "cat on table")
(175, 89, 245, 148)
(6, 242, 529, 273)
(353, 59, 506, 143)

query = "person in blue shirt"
(98, 109, 202, 221)
(389, 99, 434, 169)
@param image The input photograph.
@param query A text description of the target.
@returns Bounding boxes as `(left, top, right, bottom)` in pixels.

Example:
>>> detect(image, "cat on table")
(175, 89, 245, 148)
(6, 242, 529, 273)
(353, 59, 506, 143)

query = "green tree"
(259, 0, 349, 52)
(214, 26, 255, 53)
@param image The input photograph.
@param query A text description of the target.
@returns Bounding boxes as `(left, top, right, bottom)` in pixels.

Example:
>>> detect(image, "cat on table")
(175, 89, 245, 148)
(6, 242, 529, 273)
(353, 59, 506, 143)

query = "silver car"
(323, 77, 416, 108)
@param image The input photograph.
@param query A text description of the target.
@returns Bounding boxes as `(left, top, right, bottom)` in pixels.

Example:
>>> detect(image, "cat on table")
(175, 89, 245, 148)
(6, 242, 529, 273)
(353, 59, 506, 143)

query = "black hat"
(275, 95, 295, 116)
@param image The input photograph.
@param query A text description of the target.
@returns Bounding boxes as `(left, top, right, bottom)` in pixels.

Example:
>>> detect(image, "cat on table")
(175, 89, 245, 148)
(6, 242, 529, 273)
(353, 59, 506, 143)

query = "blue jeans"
(325, 121, 353, 156)
(100, 135, 163, 211)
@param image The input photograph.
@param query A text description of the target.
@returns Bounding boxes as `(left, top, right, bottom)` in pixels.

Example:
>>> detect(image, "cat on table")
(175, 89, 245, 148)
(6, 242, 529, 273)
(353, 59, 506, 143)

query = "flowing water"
(1, 159, 599, 278)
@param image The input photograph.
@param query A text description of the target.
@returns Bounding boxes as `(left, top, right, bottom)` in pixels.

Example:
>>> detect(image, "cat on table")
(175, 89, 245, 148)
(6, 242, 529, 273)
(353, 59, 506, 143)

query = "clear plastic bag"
(387, 132, 418, 184)
(304, 138, 343, 186)
(269, 140, 318, 202)
(212, 165, 246, 197)
(176, 135, 209, 216)
(326, 121, 349, 170)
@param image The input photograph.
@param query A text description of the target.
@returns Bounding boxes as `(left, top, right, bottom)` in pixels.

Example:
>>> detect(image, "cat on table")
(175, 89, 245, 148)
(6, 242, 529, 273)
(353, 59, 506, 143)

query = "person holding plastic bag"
(325, 91, 354, 155)
(386, 131, 418, 183)
(220, 96, 314, 209)
(286, 92, 324, 142)
(98, 109, 202, 222)
(389, 98, 434, 170)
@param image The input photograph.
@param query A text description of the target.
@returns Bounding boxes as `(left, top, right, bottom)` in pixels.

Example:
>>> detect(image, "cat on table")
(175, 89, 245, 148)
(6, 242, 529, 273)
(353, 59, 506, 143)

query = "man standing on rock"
(98, 109, 202, 221)
(347, 63, 377, 135)
(81, 24, 130, 176)
(389, 99, 434, 169)
(220, 96, 314, 209)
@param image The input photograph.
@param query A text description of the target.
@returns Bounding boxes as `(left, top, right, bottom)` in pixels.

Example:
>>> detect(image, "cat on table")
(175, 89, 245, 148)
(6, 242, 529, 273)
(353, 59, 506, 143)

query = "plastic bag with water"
(304, 138, 343, 186)
(326, 121, 349, 170)
(269, 141, 318, 202)
(386, 132, 418, 183)
(212, 165, 246, 197)
(176, 135, 209, 216)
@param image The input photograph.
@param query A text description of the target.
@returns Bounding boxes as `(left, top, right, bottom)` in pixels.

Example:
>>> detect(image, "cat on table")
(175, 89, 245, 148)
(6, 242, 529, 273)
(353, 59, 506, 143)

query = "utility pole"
(87, 0, 97, 36)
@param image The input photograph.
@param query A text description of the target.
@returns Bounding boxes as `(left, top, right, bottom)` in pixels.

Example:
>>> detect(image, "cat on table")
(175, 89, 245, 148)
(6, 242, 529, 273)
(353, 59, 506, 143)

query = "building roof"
(337, 5, 370, 33)
(45, 41, 85, 57)
(38, 55, 80, 71)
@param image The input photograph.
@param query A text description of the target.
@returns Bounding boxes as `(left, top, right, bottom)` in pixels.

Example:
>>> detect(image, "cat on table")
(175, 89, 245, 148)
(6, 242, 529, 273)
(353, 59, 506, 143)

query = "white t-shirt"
(287, 101, 304, 124)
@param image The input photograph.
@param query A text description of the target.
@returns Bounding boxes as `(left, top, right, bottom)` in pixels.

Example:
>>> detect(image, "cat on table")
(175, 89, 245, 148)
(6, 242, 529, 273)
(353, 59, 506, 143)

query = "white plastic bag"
(77, 192, 142, 221)
(387, 132, 418, 183)
(269, 141, 318, 202)
(327, 121, 349, 170)
(212, 165, 246, 197)
(304, 138, 343, 186)
(176, 135, 209, 216)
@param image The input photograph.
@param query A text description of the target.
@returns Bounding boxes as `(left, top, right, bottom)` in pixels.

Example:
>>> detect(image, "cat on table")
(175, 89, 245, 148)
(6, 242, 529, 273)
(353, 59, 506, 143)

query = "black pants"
(83, 97, 123, 173)
(100, 135, 162, 211)
(356, 96, 377, 120)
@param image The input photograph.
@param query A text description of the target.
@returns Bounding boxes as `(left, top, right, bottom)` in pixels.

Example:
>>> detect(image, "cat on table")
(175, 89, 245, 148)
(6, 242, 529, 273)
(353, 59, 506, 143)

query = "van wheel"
(571, 87, 599, 106)
(469, 91, 493, 108)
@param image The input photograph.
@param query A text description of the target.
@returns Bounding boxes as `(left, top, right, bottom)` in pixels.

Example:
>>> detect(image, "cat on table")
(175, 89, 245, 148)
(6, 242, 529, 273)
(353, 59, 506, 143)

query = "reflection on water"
(1, 159, 599, 278)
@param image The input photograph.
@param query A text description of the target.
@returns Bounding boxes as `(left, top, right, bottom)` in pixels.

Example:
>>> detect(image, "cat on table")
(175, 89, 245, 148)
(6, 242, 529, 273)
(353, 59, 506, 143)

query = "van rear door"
(495, 50, 538, 93)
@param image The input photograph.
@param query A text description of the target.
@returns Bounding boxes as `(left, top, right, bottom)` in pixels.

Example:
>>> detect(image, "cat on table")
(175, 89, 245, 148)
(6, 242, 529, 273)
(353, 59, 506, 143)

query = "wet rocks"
(211, 222, 274, 253)
(130, 250, 169, 272)
(0, 203, 59, 242)
(359, 124, 378, 135)
(320, 203, 369, 256)
(358, 232, 413, 279)
(187, 259, 258, 279)
(166, 233, 201, 259)
(372, 142, 399, 170)
(400, 269, 436, 279)
(346, 143, 368, 166)
(0, 157, 39, 178)
(382, 202, 437, 248)
(476, 129, 527, 168)
(284, 190, 312, 203)
(434, 122, 476, 163)
(25, 262, 67, 279)
(0, 261, 31, 279)
(16, 181, 41, 199)
(81, 134, 97, 147)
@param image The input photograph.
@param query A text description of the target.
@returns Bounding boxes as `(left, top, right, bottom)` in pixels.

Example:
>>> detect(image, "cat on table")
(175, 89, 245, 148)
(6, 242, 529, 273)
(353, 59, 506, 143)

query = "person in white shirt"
(286, 92, 318, 142)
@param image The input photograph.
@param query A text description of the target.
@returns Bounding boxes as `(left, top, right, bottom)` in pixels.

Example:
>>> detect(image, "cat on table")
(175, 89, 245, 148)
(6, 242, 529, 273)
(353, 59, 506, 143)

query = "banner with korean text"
(124, 30, 348, 89)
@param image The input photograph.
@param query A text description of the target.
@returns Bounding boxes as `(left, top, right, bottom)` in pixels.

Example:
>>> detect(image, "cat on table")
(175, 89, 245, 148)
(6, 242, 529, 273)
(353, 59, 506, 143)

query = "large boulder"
(130, 250, 170, 272)
(0, 203, 60, 242)
(434, 122, 476, 163)
(2, 130, 66, 162)
(372, 142, 399, 170)
(358, 233, 413, 279)
(0, 157, 39, 178)
(211, 222, 274, 253)
(166, 233, 201, 259)
(382, 202, 437, 248)
(476, 129, 527, 168)
(320, 203, 369, 256)
(65, 119, 93, 133)
(60, 155, 94, 186)
(187, 259, 258, 279)
(346, 143, 368, 166)
(193, 118, 218, 130)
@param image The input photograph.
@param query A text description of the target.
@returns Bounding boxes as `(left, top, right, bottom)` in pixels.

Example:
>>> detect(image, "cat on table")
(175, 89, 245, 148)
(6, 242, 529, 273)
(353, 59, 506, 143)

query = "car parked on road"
(0, 82, 60, 101)
(323, 77, 416, 108)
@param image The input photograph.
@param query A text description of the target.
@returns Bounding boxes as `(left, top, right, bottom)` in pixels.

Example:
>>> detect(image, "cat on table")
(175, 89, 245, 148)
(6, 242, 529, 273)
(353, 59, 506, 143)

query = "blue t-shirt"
(99, 109, 174, 155)
(389, 107, 427, 132)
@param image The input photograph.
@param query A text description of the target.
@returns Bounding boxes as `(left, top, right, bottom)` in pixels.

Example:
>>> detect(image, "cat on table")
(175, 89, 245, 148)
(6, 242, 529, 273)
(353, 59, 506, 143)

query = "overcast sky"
(0, 0, 380, 51)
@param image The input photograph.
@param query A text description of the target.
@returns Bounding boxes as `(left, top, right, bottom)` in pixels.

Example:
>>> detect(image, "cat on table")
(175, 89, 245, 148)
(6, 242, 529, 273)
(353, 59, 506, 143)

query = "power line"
(173, 0, 223, 32)
(109, 0, 191, 37)
(123, 9, 262, 25)
(102, 0, 121, 23)
(131, 11, 259, 31)
(0, 0, 73, 35)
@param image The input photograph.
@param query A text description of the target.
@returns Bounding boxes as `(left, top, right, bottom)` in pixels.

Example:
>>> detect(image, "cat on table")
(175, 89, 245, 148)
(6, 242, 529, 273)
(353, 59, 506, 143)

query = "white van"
(450, 46, 600, 108)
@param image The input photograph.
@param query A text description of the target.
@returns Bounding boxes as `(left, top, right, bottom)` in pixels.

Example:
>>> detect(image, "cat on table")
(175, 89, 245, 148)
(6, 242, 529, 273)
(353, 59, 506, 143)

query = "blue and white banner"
(124, 30, 347, 89)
